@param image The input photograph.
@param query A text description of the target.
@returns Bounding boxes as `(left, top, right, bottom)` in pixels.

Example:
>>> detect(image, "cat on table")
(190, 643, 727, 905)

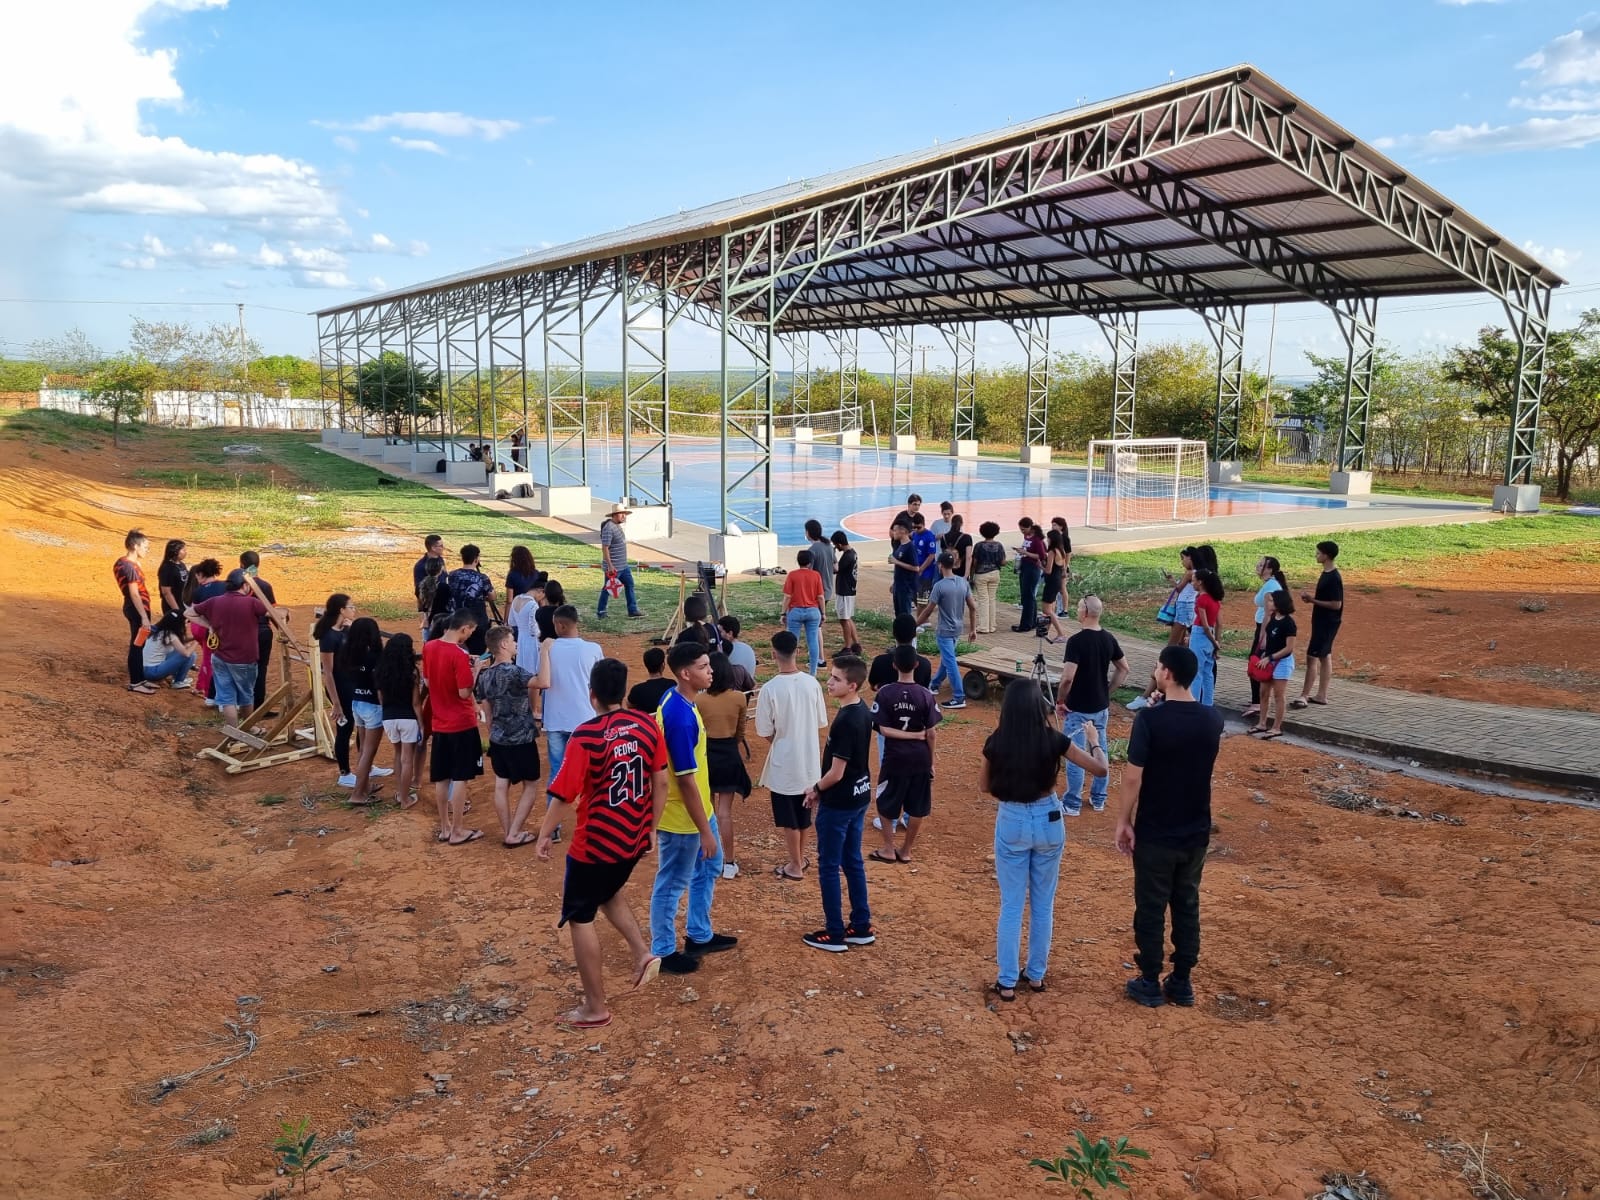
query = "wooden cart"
(955, 647, 1061, 703)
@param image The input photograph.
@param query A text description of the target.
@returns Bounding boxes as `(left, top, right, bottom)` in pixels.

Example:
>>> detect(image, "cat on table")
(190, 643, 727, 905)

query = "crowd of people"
(110, 486, 1351, 1028)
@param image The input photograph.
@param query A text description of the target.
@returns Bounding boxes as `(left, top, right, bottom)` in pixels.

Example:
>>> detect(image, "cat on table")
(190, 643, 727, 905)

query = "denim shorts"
(350, 700, 384, 730)
(211, 658, 258, 708)
(1272, 654, 1296, 681)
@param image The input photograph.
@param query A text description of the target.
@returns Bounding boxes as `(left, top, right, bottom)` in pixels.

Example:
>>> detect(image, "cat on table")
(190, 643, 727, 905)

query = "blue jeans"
(597, 566, 638, 617)
(1062, 708, 1109, 812)
(144, 648, 196, 686)
(1190, 627, 1216, 706)
(892, 586, 916, 618)
(786, 605, 823, 673)
(1017, 561, 1041, 629)
(649, 817, 723, 956)
(546, 729, 572, 804)
(928, 634, 962, 702)
(814, 802, 871, 938)
(994, 797, 1066, 987)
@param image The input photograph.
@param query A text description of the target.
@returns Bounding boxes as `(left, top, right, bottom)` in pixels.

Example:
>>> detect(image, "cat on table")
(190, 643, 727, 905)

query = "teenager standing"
(781, 549, 826, 675)
(969, 522, 1006, 635)
(829, 530, 860, 656)
(917, 552, 976, 710)
(756, 630, 828, 881)
(1115, 645, 1224, 1008)
(1189, 569, 1225, 708)
(699, 652, 752, 880)
(1294, 541, 1344, 708)
(888, 522, 920, 618)
(423, 611, 485, 845)
(980, 681, 1105, 998)
(114, 530, 155, 694)
(802, 656, 876, 953)
(1055, 595, 1129, 816)
(870, 644, 939, 864)
(1240, 556, 1287, 720)
(1252, 590, 1298, 739)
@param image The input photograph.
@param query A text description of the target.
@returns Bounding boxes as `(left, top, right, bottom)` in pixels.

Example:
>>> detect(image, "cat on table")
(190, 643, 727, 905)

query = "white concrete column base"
(710, 531, 778, 573)
(839, 430, 862, 447)
(890, 434, 917, 453)
(336, 431, 365, 450)
(320, 428, 342, 445)
(382, 442, 413, 466)
(1328, 469, 1373, 496)
(623, 504, 671, 538)
(793, 426, 815, 443)
(488, 471, 533, 496)
(951, 439, 979, 458)
(358, 437, 388, 458)
(1209, 459, 1243, 484)
(511, 484, 591, 517)
(444, 459, 489, 486)
(412, 451, 445, 475)
(1492, 483, 1542, 513)
(1020, 444, 1052, 465)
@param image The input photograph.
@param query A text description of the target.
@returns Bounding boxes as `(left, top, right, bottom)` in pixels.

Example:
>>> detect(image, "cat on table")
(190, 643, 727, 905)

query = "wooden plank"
(957, 649, 1062, 684)
(219, 725, 269, 750)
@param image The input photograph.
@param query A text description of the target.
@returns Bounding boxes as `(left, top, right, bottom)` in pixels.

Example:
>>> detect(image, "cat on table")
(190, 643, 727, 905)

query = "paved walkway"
(970, 614, 1600, 792)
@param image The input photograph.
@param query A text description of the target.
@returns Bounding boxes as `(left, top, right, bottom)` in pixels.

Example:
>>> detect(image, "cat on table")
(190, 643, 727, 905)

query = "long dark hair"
(542, 579, 565, 608)
(986, 680, 1063, 801)
(1269, 588, 1295, 617)
(162, 539, 185, 565)
(942, 514, 964, 545)
(374, 633, 417, 705)
(707, 651, 733, 695)
(1195, 568, 1225, 602)
(1192, 543, 1219, 574)
(337, 617, 382, 672)
(1260, 555, 1288, 594)
(509, 545, 536, 579)
(183, 557, 222, 604)
(1045, 528, 1067, 559)
(312, 593, 351, 640)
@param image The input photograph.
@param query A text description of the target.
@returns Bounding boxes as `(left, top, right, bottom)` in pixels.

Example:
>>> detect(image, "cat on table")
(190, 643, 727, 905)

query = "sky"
(2, 0, 1598, 380)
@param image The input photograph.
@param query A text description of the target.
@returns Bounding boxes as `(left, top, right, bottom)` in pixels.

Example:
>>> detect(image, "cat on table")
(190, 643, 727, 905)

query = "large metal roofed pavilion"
(316, 64, 1564, 552)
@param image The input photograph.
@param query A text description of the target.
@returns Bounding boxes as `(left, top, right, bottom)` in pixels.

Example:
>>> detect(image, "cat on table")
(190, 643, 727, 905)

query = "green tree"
(249, 354, 322, 398)
(28, 327, 105, 376)
(344, 350, 443, 437)
(1443, 310, 1600, 500)
(86, 357, 160, 445)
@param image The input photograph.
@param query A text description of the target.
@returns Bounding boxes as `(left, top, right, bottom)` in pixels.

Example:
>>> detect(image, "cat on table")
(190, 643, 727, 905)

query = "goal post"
(771, 405, 863, 444)
(1084, 438, 1210, 530)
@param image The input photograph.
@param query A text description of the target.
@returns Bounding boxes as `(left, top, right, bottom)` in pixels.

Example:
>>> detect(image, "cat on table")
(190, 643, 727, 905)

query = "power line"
(0, 298, 311, 315)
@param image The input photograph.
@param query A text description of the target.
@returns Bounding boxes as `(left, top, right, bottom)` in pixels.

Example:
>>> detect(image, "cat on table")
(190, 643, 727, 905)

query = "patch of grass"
(0, 408, 130, 447)
(1066, 516, 1600, 656)
(257, 794, 288, 806)
(175, 1120, 235, 1148)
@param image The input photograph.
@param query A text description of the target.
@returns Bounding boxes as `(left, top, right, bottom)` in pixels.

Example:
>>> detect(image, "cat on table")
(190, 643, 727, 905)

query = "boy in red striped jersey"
(537, 658, 670, 1030)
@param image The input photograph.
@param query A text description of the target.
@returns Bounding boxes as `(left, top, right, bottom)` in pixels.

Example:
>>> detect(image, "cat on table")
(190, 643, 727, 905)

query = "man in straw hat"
(598, 500, 643, 619)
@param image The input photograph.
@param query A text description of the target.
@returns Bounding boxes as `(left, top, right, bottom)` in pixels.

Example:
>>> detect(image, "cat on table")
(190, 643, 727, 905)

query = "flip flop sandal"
(555, 1010, 613, 1031)
(1259, 730, 1284, 740)
(1289, 699, 1309, 709)
(447, 829, 485, 846)
(988, 981, 1016, 1003)
(1307, 698, 1329, 705)
(772, 864, 803, 880)
(1247, 726, 1271, 735)
(868, 850, 900, 864)
(502, 832, 537, 848)
(127, 683, 157, 694)
(631, 956, 661, 991)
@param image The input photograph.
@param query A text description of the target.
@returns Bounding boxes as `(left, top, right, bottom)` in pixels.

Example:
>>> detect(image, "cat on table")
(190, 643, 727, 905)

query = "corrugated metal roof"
(318, 64, 1562, 321)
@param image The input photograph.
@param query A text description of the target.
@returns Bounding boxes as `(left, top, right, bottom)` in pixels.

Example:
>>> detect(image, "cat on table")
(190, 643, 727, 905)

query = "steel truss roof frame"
(318, 65, 1564, 524)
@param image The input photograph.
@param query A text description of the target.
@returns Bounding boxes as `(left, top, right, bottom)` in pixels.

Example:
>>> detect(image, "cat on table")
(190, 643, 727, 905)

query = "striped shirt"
(548, 708, 667, 864)
(600, 519, 628, 571)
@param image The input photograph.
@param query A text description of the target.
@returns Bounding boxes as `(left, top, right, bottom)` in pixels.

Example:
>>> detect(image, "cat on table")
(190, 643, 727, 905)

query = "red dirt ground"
(1, 429, 1597, 1200)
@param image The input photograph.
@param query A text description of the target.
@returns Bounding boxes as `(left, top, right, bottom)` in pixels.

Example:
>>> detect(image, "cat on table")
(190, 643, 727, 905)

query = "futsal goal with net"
(1084, 438, 1210, 529)
(772, 405, 867, 444)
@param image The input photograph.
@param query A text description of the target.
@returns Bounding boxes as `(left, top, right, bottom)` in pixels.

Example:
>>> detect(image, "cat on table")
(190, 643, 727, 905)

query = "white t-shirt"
(754, 670, 829, 794)
(511, 597, 541, 675)
(542, 637, 603, 732)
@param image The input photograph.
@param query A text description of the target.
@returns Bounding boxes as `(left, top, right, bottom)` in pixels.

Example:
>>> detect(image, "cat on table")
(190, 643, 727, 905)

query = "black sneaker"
(1162, 974, 1196, 1007)
(1125, 976, 1165, 1007)
(659, 951, 700, 975)
(843, 924, 876, 946)
(684, 933, 738, 955)
(802, 929, 849, 953)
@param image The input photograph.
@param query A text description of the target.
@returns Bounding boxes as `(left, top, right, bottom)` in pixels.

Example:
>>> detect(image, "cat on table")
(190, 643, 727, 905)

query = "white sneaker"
(336, 773, 358, 788)
(370, 766, 394, 778)
(1126, 696, 1149, 711)
(722, 862, 740, 880)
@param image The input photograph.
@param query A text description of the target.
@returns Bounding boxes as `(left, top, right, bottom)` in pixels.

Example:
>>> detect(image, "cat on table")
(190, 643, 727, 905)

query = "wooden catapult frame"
(654, 565, 730, 645)
(197, 575, 335, 774)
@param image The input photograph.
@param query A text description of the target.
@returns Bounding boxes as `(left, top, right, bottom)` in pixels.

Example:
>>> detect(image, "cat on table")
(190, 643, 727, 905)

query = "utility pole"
(236, 303, 250, 425)
(915, 343, 935, 376)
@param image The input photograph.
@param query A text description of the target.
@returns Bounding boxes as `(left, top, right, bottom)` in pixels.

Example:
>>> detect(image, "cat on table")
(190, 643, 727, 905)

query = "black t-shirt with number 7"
(819, 701, 873, 810)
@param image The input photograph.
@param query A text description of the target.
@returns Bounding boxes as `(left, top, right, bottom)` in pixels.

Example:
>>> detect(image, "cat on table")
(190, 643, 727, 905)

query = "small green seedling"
(272, 1117, 330, 1192)
(1031, 1131, 1151, 1196)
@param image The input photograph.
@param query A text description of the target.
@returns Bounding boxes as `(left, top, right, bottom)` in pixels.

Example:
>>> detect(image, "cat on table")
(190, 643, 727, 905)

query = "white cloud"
(389, 136, 445, 155)
(1381, 25, 1600, 154)
(318, 111, 528, 140)
(370, 232, 394, 249)
(408, 239, 430, 256)
(254, 243, 286, 267)
(332, 134, 360, 153)
(0, 0, 342, 231)
(367, 275, 387, 290)
(298, 269, 354, 289)
(1437, 0, 1507, 6)
(1518, 27, 1600, 88)
(1520, 240, 1582, 270)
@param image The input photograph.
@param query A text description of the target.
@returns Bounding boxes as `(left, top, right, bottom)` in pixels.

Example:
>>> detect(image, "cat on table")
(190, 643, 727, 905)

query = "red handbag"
(1247, 626, 1275, 682)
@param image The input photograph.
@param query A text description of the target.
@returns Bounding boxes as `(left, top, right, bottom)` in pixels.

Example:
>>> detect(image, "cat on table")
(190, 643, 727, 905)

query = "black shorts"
(429, 728, 484, 783)
(1307, 622, 1341, 659)
(770, 791, 813, 831)
(877, 773, 933, 821)
(560, 854, 641, 926)
(1041, 570, 1062, 604)
(488, 739, 541, 784)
